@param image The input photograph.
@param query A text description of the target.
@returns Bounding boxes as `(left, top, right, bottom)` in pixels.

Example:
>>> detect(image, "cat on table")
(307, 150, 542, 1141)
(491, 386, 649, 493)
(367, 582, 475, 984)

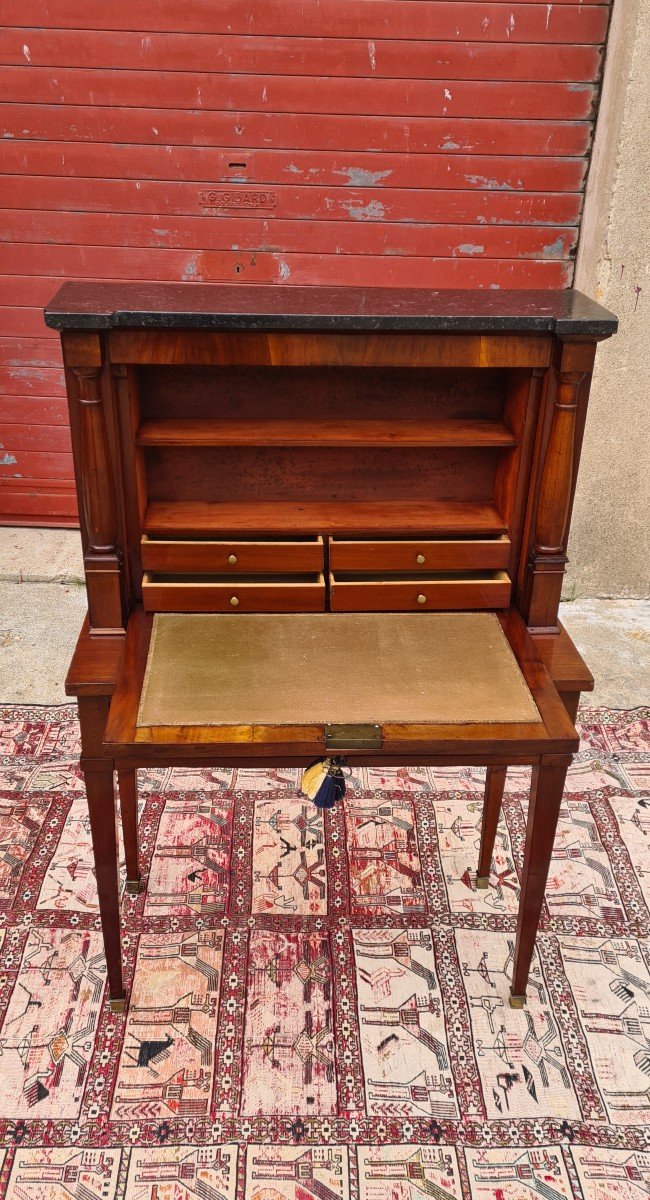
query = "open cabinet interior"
(114, 356, 542, 615)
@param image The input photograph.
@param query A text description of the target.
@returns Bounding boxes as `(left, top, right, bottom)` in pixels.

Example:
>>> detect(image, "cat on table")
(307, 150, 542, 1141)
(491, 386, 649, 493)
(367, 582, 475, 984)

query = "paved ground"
(1, 527, 648, 708)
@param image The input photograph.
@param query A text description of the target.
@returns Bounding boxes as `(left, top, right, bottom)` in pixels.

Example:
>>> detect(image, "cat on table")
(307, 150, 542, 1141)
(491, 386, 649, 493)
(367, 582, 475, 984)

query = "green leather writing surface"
(137, 612, 540, 728)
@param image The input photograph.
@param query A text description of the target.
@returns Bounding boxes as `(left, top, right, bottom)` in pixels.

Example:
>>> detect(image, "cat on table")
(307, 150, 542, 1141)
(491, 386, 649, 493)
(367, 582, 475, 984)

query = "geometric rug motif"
(0, 703, 649, 1200)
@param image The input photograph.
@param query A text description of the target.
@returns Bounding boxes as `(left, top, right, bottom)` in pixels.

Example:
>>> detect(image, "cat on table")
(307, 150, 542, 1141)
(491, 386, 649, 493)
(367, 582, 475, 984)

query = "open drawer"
(329, 570, 512, 611)
(142, 572, 326, 612)
(141, 534, 324, 574)
(329, 534, 510, 573)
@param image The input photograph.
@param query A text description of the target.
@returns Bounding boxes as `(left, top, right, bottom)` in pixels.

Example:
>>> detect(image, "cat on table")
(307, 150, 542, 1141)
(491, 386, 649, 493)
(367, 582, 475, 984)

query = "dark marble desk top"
(45, 283, 618, 337)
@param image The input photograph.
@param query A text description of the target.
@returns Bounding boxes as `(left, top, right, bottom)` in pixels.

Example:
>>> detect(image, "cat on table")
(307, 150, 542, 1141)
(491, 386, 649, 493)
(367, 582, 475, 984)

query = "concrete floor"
(1, 527, 648, 707)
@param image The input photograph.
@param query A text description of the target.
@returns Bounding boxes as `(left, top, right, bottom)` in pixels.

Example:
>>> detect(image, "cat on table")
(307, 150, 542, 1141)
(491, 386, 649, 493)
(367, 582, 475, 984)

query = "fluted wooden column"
(75, 366, 118, 552)
(72, 364, 124, 631)
(522, 340, 595, 630)
(534, 368, 583, 557)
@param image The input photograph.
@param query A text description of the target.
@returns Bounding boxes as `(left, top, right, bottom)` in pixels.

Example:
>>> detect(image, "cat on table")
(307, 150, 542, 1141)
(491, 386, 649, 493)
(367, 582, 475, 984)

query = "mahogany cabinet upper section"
(45, 284, 617, 635)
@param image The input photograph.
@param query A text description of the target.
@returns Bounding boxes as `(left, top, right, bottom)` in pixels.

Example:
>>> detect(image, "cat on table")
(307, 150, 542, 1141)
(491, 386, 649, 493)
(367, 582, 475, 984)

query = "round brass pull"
(417, 594, 427, 605)
(228, 553, 238, 565)
(416, 553, 426, 564)
(230, 595, 239, 607)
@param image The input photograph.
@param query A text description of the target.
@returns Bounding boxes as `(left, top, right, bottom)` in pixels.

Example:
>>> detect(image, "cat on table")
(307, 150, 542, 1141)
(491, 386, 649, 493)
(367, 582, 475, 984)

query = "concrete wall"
(569, 0, 650, 598)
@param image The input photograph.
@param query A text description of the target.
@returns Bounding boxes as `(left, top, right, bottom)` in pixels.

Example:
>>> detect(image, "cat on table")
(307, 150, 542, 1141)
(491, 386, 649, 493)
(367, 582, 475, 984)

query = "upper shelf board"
(136, 418, 518, 449)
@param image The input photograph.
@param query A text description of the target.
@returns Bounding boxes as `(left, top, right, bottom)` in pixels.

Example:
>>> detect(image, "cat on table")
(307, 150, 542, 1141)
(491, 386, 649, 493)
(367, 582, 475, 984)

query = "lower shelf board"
(144, 499, 508, 538)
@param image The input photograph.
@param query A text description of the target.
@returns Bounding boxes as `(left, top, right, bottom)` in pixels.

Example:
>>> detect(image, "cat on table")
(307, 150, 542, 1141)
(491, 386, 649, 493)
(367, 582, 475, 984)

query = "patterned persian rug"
(0, 703, 649, 1199)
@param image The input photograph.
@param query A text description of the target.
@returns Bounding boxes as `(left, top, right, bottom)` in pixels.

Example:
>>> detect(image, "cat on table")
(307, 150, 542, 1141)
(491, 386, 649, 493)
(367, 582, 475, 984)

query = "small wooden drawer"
(329, 535, 511, 573)
(142, 573, 326, 613)
(141, 535, 324, 574)
(329, 571, 512, 611)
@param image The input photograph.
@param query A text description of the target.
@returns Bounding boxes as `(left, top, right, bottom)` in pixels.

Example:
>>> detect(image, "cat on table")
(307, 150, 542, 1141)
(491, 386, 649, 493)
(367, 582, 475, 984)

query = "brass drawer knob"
(228, 553, 238, 565)
(230, 595, 239, 607)
(416, 553, 426, 564)
(417, 594, 427, 605)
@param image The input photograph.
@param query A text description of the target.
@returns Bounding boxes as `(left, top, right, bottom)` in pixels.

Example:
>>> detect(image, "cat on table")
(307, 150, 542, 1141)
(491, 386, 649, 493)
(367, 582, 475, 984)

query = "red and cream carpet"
(0, 703, 649, 1198)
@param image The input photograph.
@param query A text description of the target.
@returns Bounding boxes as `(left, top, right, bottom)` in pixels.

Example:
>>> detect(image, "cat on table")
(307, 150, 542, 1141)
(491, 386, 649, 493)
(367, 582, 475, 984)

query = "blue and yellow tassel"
(301, 757, 347, 809)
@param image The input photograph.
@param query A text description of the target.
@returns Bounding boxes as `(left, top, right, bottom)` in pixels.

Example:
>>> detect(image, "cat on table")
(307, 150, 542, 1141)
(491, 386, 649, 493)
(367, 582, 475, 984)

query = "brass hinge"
(325, 723, 382, 751)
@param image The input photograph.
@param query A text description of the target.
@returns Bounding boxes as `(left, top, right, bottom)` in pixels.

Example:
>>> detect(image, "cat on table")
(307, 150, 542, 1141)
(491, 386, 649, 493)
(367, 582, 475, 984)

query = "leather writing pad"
(137, 612, 540, 728)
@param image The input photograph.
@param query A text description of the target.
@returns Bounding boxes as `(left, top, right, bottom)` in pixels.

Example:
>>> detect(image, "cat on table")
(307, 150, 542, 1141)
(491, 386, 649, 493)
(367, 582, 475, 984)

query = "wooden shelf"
(137, 418, 517, 449)
(145, 500, 507, 538)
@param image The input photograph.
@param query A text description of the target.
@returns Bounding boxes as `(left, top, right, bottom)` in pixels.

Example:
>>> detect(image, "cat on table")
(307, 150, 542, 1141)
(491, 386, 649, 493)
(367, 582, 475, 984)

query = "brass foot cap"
(109, 996, 127, 1014)
(475, 875, 490, 890)
(125, 879, 142, 895)
(509, 993, 527, 1009)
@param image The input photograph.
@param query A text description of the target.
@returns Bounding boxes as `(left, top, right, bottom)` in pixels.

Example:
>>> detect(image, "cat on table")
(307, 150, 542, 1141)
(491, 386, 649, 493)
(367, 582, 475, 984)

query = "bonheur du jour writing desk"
(44, 283, 617, 1013)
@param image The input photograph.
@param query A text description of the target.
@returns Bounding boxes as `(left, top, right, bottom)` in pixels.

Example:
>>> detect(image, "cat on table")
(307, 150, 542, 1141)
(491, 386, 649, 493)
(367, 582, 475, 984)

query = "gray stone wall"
(570, 0, 650, 598)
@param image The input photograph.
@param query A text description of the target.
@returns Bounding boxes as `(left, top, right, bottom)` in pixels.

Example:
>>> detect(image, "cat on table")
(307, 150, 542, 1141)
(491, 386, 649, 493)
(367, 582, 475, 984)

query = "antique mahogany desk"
(45, 283, 617, 1013)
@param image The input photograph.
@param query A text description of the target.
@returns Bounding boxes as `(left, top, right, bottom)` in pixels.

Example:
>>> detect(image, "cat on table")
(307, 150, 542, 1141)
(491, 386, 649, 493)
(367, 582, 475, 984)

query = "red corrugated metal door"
(0, 0, 610, 524)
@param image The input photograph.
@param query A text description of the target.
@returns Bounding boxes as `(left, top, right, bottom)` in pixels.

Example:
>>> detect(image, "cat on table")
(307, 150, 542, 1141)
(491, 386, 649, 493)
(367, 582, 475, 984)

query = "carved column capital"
(73, 364, 103, 394)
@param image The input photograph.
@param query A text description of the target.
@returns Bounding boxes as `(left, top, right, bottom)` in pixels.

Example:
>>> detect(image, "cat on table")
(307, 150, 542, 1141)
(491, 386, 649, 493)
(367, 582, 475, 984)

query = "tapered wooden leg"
(477, 766, 507, 888)
(83, 762, 125, 1009)
(510, 754, 571, 1006)
(117, 768, 141, 893)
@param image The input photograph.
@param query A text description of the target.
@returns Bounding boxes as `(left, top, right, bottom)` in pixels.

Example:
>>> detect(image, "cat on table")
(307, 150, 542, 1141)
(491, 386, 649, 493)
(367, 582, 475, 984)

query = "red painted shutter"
(0, 0, 610, 524)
